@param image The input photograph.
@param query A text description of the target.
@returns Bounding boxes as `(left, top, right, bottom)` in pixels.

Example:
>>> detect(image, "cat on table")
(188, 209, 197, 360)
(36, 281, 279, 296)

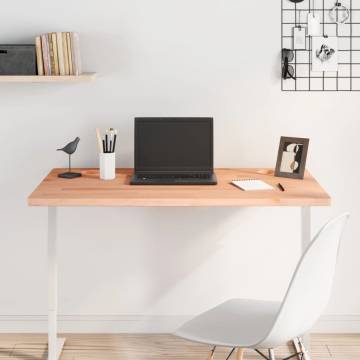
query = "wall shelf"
(0, 72, 96, 83)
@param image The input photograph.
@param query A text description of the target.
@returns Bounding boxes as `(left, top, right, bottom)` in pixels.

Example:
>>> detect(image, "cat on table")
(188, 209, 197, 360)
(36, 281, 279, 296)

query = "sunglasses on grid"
(282, 48, 296, 80)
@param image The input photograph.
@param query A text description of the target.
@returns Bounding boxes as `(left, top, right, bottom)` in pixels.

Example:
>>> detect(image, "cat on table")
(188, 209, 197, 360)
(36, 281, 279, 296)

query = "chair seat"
(175, 299, 281, 348)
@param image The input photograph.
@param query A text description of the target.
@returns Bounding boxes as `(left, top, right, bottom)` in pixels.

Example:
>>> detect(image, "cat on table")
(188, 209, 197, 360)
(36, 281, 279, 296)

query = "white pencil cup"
(99, 153, 116, 180)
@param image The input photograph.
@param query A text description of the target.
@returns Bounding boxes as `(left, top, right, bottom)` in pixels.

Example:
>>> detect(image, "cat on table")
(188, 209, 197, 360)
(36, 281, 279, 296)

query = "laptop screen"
(134, 117, 213, 173)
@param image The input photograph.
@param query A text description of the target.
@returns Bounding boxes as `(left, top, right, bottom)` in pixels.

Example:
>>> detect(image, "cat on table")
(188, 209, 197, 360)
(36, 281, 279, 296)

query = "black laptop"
(130, 117, 217, 185)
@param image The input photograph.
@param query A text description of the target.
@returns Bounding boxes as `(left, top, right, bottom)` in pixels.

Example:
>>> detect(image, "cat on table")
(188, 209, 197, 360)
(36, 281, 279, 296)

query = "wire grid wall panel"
(281, 0, 360, 91)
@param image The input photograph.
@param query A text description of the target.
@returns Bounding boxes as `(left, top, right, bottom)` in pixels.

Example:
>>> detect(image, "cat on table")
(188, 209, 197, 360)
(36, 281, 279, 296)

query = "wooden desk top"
(28, 168, 331, 207)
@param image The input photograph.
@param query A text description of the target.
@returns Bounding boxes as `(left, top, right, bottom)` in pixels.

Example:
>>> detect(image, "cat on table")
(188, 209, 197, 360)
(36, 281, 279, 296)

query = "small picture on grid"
(312, 36, 338, 72)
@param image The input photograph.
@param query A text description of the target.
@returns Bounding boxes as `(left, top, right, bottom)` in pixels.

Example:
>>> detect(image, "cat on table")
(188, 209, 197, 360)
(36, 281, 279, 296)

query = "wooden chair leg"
(268, 349, 276, 360)
(298, 338, 312, 360)
(208, 346, 216, 360)
(236, 348, 244, 360)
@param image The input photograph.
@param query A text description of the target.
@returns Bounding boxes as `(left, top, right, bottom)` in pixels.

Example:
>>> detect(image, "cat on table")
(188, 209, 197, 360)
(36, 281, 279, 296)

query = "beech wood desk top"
(28, 168, 331, 207)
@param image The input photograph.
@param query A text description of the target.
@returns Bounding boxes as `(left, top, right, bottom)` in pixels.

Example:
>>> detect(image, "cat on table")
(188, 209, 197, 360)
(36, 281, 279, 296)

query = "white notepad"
(231, 179, 274, 191)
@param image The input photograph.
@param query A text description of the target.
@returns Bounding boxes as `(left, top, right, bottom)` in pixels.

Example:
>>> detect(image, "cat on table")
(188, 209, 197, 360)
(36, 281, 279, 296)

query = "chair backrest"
(259, 213, 349, 348)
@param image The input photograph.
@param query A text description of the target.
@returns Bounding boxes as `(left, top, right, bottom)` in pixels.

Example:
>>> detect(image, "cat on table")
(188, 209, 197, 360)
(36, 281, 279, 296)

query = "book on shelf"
(48, 33, 55, 75)
(71, 32, 82, 75)
(40, 34, 51, 75)
(35, 36, 44, 76)
(56, 32, 65, 76)
(36, 32, 82, 76)
(66, 32, 73, 75)
(62, 33, 70, 75)
(51, 33, 60, 75)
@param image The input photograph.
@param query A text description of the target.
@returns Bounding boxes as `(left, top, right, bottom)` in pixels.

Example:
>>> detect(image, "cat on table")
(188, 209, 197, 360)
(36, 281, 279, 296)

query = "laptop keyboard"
(131, 172, 217, 185)
(142, 174, 211, 180)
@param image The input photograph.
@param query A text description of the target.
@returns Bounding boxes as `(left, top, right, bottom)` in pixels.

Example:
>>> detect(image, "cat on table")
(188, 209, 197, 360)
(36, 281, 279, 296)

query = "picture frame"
(275, 137, 309, 179)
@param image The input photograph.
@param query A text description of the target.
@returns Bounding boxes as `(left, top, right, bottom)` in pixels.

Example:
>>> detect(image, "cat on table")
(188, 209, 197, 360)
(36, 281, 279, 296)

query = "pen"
(109, 128, 113, 153)
(105, 133, 108, 153)
(112, 130, 117, 153)
(278, 183, 285, 192)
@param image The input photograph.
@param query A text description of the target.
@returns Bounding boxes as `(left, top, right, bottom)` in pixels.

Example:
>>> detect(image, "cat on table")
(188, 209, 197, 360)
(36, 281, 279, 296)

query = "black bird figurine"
(57, 137, 82, 179)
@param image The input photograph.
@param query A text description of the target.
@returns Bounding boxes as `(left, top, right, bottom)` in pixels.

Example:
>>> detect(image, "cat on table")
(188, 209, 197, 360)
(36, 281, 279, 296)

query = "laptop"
(130, 117, 217, 185)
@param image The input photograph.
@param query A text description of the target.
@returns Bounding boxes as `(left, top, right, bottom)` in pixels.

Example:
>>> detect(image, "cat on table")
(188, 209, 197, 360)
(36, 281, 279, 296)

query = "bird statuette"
(57, 137, 82, 179)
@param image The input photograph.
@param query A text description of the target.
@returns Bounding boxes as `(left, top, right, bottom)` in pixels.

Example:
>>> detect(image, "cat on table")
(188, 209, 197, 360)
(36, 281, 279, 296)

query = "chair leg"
(225, 347, 236, 360)
(268, 349, 276, 360)
(298, 338, 312, 360)
(208, 346, 216, 360)
(236, 348, 245, 360)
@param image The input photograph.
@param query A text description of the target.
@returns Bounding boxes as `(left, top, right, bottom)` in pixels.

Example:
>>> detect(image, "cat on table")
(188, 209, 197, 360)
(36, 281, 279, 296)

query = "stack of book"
(35, 32, 82, 76)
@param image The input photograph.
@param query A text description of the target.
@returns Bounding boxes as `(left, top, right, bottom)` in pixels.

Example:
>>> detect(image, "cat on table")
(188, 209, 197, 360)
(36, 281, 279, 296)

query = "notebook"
(231, 179, 274, 191)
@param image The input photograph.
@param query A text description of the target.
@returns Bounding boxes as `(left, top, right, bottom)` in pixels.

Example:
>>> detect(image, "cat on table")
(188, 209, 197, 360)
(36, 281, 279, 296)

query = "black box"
(0, 45, 37, 75)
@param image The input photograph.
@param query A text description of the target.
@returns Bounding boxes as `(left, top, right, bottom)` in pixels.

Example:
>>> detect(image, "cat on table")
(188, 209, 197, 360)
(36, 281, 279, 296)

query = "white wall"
(0, 0, 359, 333)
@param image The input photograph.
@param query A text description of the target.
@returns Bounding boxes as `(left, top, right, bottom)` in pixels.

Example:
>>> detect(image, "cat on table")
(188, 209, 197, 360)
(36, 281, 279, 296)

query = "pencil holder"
(99, 153, 116, 180)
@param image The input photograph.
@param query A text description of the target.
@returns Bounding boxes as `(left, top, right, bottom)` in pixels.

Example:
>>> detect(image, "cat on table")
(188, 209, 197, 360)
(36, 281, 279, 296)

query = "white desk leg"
(301, 207, 311, 255)
(48, 207, 65, 360)
(293, 207, 312, 360)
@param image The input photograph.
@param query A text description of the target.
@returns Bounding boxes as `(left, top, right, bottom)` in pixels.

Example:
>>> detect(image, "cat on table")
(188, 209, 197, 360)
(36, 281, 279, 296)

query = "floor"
(0, 334, 359, 359)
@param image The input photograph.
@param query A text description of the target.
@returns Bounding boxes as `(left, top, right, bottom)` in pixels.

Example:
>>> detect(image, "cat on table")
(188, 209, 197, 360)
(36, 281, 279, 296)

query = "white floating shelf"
(0, 72, 96, 83)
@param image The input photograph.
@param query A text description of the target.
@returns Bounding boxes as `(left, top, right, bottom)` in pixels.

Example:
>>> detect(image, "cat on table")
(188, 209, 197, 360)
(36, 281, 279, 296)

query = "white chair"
(175, 213, 349, 360)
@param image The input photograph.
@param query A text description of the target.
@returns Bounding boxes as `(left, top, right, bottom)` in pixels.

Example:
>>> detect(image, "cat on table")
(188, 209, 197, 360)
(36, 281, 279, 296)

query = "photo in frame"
(275, 137, 309, 179)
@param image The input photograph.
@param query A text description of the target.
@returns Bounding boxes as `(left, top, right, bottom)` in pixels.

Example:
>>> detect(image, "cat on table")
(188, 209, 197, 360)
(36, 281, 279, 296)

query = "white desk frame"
(299, 207, 312, 360)
(46, 206, 313, 360)
(48, 208, 65, 360)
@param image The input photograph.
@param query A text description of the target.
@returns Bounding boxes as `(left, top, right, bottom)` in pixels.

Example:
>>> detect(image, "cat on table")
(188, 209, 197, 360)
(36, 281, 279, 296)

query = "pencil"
(96, 128, 103, 153)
